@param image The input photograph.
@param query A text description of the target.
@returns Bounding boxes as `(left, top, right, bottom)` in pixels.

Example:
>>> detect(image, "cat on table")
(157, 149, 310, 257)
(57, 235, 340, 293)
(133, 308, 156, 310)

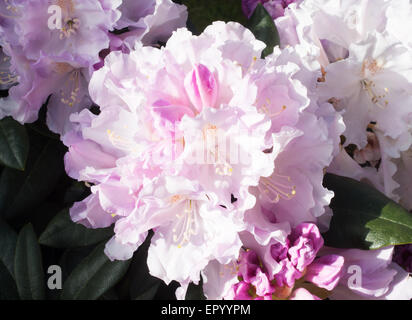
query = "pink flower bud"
(288, 223, 324, 271)
(184, 64, 218, 113)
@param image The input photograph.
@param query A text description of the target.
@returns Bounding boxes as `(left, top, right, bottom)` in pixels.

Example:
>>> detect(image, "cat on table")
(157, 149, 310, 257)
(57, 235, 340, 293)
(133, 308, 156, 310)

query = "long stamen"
(259, 174, 296, 203)
(258, 99, 287, 118)
(361, 79, 388, 109)
(106, 129, 142, 154)
(172, 199, 198, 248)
(60, 69, 80, 107)
(219, 261, 239, 277)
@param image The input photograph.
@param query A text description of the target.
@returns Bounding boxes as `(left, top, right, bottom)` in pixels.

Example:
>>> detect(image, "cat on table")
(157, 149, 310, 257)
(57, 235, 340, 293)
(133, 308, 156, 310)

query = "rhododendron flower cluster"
(63, 20, 343, 294)
(0, 0, 410, 302)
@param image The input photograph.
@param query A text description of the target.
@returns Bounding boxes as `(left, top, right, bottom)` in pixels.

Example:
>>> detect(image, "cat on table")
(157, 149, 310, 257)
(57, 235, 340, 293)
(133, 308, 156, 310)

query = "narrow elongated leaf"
(0, 117, 29, 170)
(128, 234, 162, 300)
(14, 224, 45, 300)
(61, 243, 131, 300)
(0, 260, 19, 300)
(99, 288, 120, 300)
(185, 280, 206, 300)
(134, 283, 160, 300)
(39, 209, 113, 248)
(0, 138, 65, 220)
(0, 219, 17, 277)
(323, 173, 412, 250)
(248, 3, 280, 57)
(63, 181, 90, 206)
(59, 246, 96, 282)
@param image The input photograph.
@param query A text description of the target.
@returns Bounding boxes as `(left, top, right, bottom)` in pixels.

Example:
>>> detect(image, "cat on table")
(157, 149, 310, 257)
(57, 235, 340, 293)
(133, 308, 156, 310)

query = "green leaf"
(39, 209, 113, 248)
(128, 234, 162, 300)
(0, 138, 65, 220)
(0, 260, 19, 300)
(0, 117, 29, 170)
(61, 243, 131, 300)
(63, 181, 90, 206)
(134, 283, 161, 300)
(0, 219, 17, 277)
(26, 97, 60, 141)
(99, 287, 120, 300)
(248, 3, 280, 58)
(14, 224, 45, 300)
(180, 0, 248, 35)
(323, 173, 412, 250)
(59, 246, 96, 282)
(185, 280, 206, 300)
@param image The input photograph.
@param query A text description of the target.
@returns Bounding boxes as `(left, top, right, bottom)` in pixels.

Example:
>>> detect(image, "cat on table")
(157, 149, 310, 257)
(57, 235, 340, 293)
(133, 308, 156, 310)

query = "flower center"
(59, 17, 80, 39)
(54, 0, 79, 39)
(361, 58, 383, 78)
(258, 98, 287, 118)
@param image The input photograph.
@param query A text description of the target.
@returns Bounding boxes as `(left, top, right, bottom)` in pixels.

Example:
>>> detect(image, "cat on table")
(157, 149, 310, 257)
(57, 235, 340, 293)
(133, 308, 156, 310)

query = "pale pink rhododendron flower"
(63, 21, 341, 296)
(272, 0, 412, 210)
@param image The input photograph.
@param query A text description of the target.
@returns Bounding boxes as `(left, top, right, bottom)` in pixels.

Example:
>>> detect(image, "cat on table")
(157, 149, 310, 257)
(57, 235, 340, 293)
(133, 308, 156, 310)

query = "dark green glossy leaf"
(61, 243, 131, 300)
(39, 208, 113, 248)
(248, 3, 280, 57)
(128, 234, 162, 300)
(59, 246, 96, 282)
(185, 280, 206, 300)
(0, 260, 19, 300)
(99, 287, 120, 300)
(63, 181, 90, 206)
(0, 219, 17, 277)
(14, 224, 45, 300)
(180, 0, 248, 35)
(0, 138, 65, 220)
(323, 173, 412, 250)
(0, 117, 29, 170)
(26, 97, 59, 141)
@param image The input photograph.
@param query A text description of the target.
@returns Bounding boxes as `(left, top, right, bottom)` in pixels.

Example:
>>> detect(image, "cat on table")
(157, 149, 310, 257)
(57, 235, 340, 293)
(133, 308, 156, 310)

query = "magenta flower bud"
(273, 259, 301, 288)
(270, 240, 290, 262)
(238, 250, 261, 283)
(184, 64, 218, 113)
(288, 223, 324, 272)
(251, 269, 273, 297)
(231, 282, 254, 300)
